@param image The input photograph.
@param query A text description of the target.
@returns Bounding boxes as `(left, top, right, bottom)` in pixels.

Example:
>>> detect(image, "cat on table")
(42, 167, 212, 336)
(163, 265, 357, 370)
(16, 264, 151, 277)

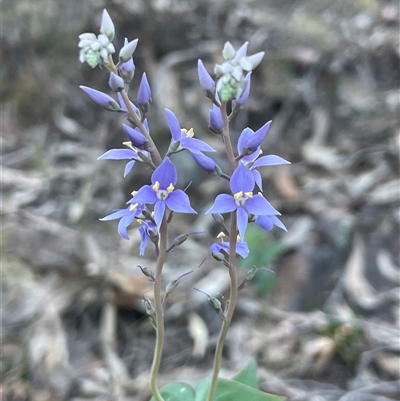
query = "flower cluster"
(79, 9, 290, 401)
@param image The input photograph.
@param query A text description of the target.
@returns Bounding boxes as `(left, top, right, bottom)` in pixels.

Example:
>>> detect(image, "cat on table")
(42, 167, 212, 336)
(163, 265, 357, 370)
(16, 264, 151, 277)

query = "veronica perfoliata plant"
(79, 10, 288, 401)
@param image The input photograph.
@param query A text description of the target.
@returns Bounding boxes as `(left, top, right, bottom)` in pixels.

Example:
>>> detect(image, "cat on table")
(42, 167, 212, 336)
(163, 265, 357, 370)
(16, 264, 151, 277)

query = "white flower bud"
(222, 41, 236, 61)
(100, 9, 115, 41)
(119, 39, 139, 62)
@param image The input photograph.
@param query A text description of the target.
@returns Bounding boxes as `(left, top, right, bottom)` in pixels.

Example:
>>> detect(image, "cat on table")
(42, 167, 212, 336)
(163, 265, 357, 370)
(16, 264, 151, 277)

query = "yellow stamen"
(244, 192, 253, 198)
(131, 190, 137, 196)
(167, 183, 174, 193)
(234, 191, 243, 200)
(129, 203, 138, 211)
(186, 128, 194, 138)
(152, 181, 160, 191)
(216, 232, 226, 239)
(259, 149, 263, 154)
(123, 141, 133, 149)
(237, 235, 241, 241)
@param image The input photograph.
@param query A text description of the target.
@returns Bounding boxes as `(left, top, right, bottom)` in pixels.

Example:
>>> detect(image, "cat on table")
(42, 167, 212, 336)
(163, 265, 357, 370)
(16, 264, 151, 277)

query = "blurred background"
(1, 0, 399, 400)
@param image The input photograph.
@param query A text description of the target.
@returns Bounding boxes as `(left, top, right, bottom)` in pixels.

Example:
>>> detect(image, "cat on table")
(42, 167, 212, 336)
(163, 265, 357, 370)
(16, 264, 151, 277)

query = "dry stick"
(206, 102, 238, 401)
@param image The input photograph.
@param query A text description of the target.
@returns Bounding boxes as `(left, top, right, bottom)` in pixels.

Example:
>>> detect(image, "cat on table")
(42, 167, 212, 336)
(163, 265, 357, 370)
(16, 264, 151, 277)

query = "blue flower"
(98, 119, 151, 177)
(206, 164, 279, 239)
(210, 239, 250, 259)
(139, 220, 158, 255)
(237, 124, 290, 189)
(130, 157, 197, 229)
(166, 109, 216, 155)
(100, 203, 145, 239)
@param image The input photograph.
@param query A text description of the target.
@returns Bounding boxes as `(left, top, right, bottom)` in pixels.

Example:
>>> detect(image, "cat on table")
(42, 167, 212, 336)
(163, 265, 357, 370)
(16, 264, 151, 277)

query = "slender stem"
(206, 102, 239, 401)
(106, 55, 162, 166)
(119, 90, 162, 165)
(149, 216, 168, 401)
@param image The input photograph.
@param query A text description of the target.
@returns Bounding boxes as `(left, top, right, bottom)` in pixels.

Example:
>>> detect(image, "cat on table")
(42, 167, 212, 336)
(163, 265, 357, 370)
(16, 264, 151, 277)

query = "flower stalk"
(206, 103, 239, 401)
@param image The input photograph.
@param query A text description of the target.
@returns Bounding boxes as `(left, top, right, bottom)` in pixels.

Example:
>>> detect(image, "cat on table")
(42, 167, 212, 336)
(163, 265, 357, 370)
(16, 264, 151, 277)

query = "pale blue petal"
(98, 148, 137, 160)
(139, 226, 150, 255)
(237, 207, 249, 240)
(100, 209, 130, 221)
(166, 190, 197, 214)
(252, 155, 290, 168)
(230, 164, 254, 194)
(118, 213, 136, 239)
(165, 109, 181, 141)
(245, 194, 280, 216)
(270, 215, 287, 231)
(154, 201, 166, 229)
(181, 137, 216, 153)
(206, 194, 236, 214)
(124, 160, 136, 177)
(131, 185, 157, 205)
(252, 169, 263, 190)
(151, 157, 177, 187)
(237, 127, 253, 155)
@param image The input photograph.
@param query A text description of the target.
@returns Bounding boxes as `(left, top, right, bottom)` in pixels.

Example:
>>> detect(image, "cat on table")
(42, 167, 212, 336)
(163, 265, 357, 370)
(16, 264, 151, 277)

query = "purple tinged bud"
(209, 104, 224, 134)
(120, 58, 135, 83)
(119, 38, 138, 62)
(137, 72, 152, 111)
(122, 124, 147, 148)
(191, 152, 218, 174)
(79, 86, 121, 111)
(197, 59, 215, 97)
(108, 72, 125, 92)
(234, 72, 251, 106)
(100, 9, 115, 41)
(245, 120, 272, 153)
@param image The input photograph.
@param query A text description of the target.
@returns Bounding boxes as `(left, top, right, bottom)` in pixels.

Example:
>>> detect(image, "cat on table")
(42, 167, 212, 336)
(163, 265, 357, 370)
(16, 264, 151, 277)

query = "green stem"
(149, 216, 168, 401)
(206, 102, 238, 401)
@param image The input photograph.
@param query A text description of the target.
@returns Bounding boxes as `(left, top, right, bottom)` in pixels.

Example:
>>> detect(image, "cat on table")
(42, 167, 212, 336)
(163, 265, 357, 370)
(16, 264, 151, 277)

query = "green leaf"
(195, 378, 285, 401)
(150, 382, 196, 401)
(232, 361, 258, 388)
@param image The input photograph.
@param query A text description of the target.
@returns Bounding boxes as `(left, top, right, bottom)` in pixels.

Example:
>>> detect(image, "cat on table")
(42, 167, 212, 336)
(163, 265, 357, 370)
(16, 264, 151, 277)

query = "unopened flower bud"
(212, 251, 226, 261)
(245, 266, 259, 281)
(239, 52, 265, 72)
(123, 124, 147, 149)
(137, 151, 152, 164)
(168, 140, 181, 154)
(79, 86, 121, 111)
(172, 234, 189, 247)
(120, 58, 135, 83)
(222, 41, 236, 61)
(142, 298, 155, 316)
(138, 265, 154, 280)
(166, 279, 179, 295)
(208, 296, 222, 311)
(137, 72, 152, 112)
(209, 105, 224, 135)
(108, 72, 125, 92)
(198, 59, 215, 99)
(244, 120, 271, 153)
(191, 151, 219, 174)
(100, 9, 115, 41)
(119, 38, 138, 62)
(212, 213, 225, 225)
(234, 72, 251, 107)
